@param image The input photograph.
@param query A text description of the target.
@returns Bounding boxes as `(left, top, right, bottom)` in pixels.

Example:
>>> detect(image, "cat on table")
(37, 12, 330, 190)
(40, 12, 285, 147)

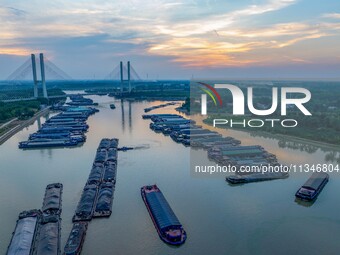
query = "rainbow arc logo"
(197, 82, 223, 107)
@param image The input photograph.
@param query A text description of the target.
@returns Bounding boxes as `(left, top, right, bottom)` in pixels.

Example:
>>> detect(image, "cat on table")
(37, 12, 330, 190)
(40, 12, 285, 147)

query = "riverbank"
(0, 107, 50, 145)
(202, 118, 340, 151)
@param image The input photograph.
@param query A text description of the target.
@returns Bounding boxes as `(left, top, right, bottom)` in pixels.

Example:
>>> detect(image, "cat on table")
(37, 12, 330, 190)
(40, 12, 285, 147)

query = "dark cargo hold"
(98, 139, 111, 150)
(103, 162, 117, 182)
(87, 165, 104, 185)
(73, 185, 98, 221)
(64, 222, 88, 255)
(94, 150, 107, 163)
(7, 210, 41, 255)
(107, 148, 117, 162)
(94, 182, 114, 217)
(34, 215, 60, 255)
(42, 183, 63, 214)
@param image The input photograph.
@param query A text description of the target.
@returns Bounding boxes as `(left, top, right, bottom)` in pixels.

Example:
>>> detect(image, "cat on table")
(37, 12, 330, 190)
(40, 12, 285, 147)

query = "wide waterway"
(0, 94, 339, 255)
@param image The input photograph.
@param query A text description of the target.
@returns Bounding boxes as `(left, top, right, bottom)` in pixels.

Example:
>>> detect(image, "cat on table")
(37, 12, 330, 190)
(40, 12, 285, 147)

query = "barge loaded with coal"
(73, 138, 118, 222)
(141, 185, 186, 245)
(7, 183, 63, 255)
(63, 222, 88, 255)
(7, 210, 41, 255)
(65, 138, 119, 254)
(33, 183, 63, 255)
(295, 172, 329, 201)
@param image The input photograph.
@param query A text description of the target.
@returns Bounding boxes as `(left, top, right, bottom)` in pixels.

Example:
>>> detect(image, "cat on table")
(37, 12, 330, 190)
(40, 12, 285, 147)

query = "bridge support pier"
(31, 54, 38, 98)
(29, 53, 49, 99)
(120, 61, 131, 94)
(40, 53, 48, 98)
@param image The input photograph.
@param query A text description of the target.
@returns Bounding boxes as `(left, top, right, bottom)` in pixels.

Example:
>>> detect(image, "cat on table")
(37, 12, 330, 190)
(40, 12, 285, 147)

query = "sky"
(0, 0, 340, 80)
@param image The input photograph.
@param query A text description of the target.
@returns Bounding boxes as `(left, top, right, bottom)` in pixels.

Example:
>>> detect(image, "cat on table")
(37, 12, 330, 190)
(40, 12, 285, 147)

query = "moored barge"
(7, 210, 41, 255)
(33, 215, 61, 255)
(42, 183, 63, 215)
(64, 222, 88, 255)
(226, 171, 289, 184)
(93, 182, 114, 217)
(141, 185, 186, 245)
(73, 185, 98, 222)
(295, 172, 329, 201)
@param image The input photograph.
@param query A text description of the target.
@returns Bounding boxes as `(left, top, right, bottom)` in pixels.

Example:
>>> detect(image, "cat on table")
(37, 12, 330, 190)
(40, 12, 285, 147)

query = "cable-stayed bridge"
(6, 54, 72, 85)
(105, 61, 141, 93)
(1, 55, 142, 102)
(2, 53, 72, 101)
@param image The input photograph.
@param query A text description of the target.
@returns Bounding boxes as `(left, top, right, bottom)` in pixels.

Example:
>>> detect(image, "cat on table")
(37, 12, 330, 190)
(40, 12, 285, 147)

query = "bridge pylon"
(120, 61, 131, 93)
(31, 53, 48, 99)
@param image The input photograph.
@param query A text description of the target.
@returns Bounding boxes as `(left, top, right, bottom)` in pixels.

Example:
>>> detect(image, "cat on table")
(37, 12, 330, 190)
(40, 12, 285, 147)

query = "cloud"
(0, 47, 30, 56)
(0, 6, 27, 17)
(152, 0, 298, 37)
(0, 0, 340, 74)
(323, 13, 340, 19)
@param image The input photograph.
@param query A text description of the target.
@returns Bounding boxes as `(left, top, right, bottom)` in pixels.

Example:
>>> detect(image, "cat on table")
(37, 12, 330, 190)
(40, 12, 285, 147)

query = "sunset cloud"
(0, 0, 339, 78)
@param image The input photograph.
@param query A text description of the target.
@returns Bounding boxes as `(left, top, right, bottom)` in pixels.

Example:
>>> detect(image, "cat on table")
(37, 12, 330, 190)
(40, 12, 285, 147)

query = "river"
(0, 94, 339, 255)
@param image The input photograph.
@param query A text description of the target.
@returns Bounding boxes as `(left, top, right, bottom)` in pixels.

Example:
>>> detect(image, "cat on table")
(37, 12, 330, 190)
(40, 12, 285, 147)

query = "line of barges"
(144, 102, 177, 112)
(143, 113, 288, 183)
(7, 183, 63, 255)
(19, 99, 98, 149)
(65, 138, 119, 254)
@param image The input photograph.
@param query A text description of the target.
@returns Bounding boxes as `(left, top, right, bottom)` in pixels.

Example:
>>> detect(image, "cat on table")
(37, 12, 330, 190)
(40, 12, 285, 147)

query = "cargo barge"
(87, 164, 105, 185)
(64, 222, 88, 255)
(142, 114, 179, 119)
(67, 138, 119, 252)
(42, 183, 63, 215)
(93, 182, 114, 217)
(7, 210, 41, 255)
(226, 171, 289, 184)
(19, 140, 79, 149)
(33, 215, 61, 255)
(73, 184, 98, 222)
(32, 183, 63, 255)
(141, 185, 186, 245)
(295, 172, 329, 201)
(103, 162, 117, 182)
(144, 102, 176, 113)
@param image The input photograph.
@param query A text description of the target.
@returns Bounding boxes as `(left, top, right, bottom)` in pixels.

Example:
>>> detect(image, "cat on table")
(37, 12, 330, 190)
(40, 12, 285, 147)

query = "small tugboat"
(110, 104, 116, 109)
(141, 185, 186, 245)
(117, 146, 134, 151)
(64, 222, 88, 255)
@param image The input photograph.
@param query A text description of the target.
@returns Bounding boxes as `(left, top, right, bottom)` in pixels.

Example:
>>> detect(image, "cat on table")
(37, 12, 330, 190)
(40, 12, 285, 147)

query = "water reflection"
(278, 140, 318, 153)
(120, 99, 125, 132)
(128, 101, 132, 133)
(294, 198, 315, 207)
(2, 96, 340, 255)
(243, 130, 339, 163)
(325, 151, 340, 164)
(37, 117, 41, 129)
